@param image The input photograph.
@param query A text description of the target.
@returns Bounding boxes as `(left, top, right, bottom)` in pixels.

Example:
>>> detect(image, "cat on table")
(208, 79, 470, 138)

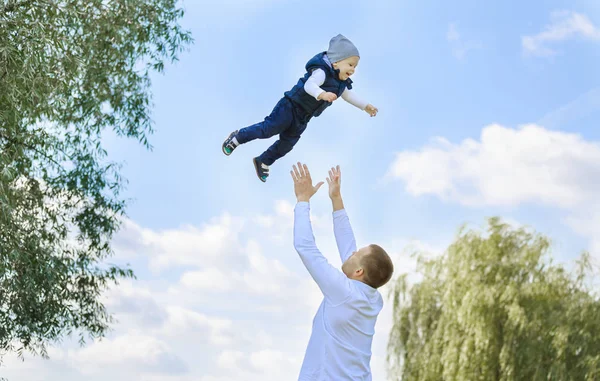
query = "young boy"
(222, 34, 378, 182)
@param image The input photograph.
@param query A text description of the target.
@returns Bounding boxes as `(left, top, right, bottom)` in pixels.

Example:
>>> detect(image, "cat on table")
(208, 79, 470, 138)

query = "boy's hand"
(291, 162, 324, 203)
(318, 92, 338, 102)
(365, 104, 378, 117)
(326, 165, 342, 200)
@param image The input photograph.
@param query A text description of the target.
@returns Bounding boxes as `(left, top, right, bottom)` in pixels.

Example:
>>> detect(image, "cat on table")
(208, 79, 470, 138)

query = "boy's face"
(333, 56, 359, 81)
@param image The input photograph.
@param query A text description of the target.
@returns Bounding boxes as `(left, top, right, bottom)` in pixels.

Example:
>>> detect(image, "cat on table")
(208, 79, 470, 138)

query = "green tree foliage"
(388, 217, 600, 381)
(0, 0, 191, 360)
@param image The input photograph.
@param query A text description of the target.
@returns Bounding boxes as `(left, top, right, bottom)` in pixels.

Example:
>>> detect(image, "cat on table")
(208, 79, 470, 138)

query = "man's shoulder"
(349, 281, 383, 306)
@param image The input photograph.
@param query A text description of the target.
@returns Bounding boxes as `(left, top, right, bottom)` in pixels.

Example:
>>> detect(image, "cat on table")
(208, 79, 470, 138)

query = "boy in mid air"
(222, 35, 378, 182)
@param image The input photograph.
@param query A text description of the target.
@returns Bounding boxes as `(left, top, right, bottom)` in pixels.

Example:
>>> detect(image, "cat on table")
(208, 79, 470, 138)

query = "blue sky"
(4, 0, 600, 380)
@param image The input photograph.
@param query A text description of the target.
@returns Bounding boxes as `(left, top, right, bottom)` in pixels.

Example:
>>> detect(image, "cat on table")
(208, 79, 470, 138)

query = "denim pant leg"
(236, 98, 293, 144)
(259, 115, 309, 166)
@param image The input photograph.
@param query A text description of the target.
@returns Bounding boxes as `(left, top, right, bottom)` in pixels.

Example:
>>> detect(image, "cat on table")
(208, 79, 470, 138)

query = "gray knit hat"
(327, 34, 360, 63)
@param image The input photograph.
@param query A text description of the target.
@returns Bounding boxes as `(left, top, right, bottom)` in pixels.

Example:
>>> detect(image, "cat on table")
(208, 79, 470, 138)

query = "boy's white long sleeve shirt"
(303, 69, 368, 110)
(293, 201, 382, 381)
(301, 52, 368, 110)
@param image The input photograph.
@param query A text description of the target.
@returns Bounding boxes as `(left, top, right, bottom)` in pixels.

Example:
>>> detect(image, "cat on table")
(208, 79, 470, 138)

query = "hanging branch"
(0, 0, 35, 16)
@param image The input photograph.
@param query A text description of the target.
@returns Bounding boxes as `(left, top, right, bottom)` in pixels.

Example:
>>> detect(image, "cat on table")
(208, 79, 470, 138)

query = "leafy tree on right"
(387, 217, 600, 381)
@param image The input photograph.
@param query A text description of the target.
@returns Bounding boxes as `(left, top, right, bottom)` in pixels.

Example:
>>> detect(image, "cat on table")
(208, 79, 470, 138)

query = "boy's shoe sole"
(253, 157, 268, 183)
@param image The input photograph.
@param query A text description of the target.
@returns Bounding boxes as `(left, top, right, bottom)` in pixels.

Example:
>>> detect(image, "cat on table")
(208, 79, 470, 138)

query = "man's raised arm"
(326, 166, 357, 263)
(291, 163, 351, 305)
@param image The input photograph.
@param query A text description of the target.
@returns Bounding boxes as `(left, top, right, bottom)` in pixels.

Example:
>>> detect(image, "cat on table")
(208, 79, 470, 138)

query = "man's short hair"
(361, 244, 394, 289)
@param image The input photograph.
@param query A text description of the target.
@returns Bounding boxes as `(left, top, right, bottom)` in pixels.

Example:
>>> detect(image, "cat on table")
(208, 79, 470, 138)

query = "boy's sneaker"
(222, 130, 239, 156)
(253, 157, 269, 182)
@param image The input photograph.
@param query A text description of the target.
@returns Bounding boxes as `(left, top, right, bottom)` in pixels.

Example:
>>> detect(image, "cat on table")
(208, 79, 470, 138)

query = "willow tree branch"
(1, 0, 35, 16)
(0, 131, 64, 168)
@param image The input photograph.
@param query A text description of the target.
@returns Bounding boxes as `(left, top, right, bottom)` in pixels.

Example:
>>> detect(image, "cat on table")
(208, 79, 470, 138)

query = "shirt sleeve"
(303, 69, 326, 100)
(333, 209, 357, 263)
(293, 202, 351, 304)
(341, 88, 368, 110)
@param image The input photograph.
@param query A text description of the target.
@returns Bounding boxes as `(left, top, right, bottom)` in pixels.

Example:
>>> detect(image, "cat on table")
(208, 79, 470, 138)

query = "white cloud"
(148, 214, 246, 271)
(112, 199, 328, 276)
(180, 267, 234, 291)
(254, 199, 328, 243)
(250, 349, 298, 374)
(160, 306, 234, 347)
(386, 124, 600, 208)
(216, 350, 245, 370)
(81, 335, 187, 374)
(68, 334, 187, 375)
(447, 23, 483, 60)
(112, 213, 247, 273)
(210, 348, 301, 381)
(386, 122, 600, 264)
(103, 281, 169, 327)
(522, 11, 600, 56)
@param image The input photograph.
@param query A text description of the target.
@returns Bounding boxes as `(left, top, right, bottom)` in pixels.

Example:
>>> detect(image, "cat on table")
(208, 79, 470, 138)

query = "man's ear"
(355, 268, 364, 276)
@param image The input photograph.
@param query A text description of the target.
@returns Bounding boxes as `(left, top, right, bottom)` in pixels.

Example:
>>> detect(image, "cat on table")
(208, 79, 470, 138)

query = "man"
(291, 162, 394, 380)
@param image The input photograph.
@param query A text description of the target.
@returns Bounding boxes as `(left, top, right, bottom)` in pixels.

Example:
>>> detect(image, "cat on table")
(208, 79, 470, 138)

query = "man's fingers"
(296, 162, 305, 177)
(293, 164, 301, 179)
(314, 181, 324, 192)
(290, 170, 298, 182)
(302, 163, 310, 178)
(328, 166, 339, 183)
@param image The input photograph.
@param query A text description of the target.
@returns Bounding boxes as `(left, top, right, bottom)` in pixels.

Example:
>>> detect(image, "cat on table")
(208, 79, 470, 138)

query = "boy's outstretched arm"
(303, 69, 376, 114)
(341, 89, 378, 116)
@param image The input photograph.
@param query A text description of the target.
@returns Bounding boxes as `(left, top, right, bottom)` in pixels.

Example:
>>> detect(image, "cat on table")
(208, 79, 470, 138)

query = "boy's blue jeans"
(236, 97, 311, 166)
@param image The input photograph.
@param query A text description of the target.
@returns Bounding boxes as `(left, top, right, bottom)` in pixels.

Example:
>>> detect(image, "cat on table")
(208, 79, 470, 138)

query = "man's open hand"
(326, 165, 345, 211)
(291, 162, 324, 202)
(326, 165, 342, 200)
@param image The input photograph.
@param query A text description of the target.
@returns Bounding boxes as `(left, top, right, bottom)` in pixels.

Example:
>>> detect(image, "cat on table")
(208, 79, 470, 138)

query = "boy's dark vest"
(284, 52, 353, 118)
